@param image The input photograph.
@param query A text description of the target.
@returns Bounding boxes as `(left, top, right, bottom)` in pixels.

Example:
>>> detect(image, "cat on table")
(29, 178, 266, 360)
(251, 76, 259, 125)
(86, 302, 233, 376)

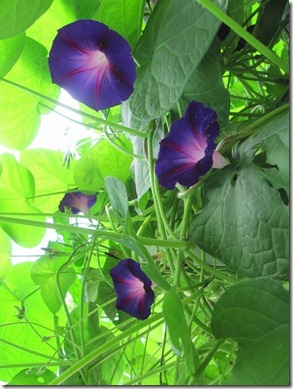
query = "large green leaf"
(20, 149, 76, 213)
(129, 0, 228, 120)
(0, 154, 46, 247)
(0, 0, 53, 39)
(31, 255, 76, 314)
(180, 40, 230, 128)
(0, 33, 25, 78)
(211, 278, 289, 385)
(27, 0, 78, 51)
(190, 113, 289, 279)
(93, 0, 145, 48)
(74, 138, 132, 191)
(0, 37, 59, 150)
(0, 228, 12, 283)
(0, 262, 61, 382)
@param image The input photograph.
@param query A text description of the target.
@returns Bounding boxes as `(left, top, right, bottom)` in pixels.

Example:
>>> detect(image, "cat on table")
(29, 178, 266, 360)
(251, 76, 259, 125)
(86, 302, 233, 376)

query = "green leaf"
(238, 111, 289, 193)
(190, 161, 289, 279)
(0, 0, 53, 39)
(20, 149, 77, 213)
(74, 138, 132, 191)
(211, 278, 289, 385)
(0, 33, 25, 78)
(129, 0, 228, 120)
(190, 112, 289, 279)
(163, 288, 201, 380)
(31, 255, 76, 314)
(93, 0, 145, 48)
(180, 40, 230, 128)
(0, 154, 46, 248)
(27, 0, 78, 51)
(0, 262, 63, 382)
(0, 37, 59, 150)
(8, 368, 56, 385)
(0, 228, 12, 283)
(105, 176, 129, 222)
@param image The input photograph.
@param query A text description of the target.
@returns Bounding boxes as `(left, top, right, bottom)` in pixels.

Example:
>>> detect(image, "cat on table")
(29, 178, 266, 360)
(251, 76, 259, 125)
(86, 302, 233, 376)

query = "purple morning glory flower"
(110, 258, 155, 320)
(48, 19, 136, 111)
(155, 101, 228, 190)
(59, 191, 97, 214)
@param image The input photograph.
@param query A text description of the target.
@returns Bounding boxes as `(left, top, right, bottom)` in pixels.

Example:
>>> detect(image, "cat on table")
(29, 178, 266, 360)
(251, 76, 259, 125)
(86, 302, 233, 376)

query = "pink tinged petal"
(212, 150, 229, 169)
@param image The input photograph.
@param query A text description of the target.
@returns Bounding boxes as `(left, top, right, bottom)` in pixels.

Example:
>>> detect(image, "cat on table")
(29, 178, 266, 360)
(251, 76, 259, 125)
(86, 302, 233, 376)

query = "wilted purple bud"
(59, 191, 97, 214)
(155, 101, 228, 189)
(49, 19, 136, 111)
(110, 258, 155, 320)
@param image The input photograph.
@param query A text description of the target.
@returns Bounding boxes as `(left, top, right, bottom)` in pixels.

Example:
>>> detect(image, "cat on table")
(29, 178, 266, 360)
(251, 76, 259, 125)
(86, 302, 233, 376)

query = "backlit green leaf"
(93, 0, 145, 48)
(0, 262, 61, 382)
(0, 154, 46, 247)
(74, 138, 132, 191)
(0, 0, 53, 39)
(211, 278, 289, 385)
(31, 255, 76, 314)
(20, 149, 76, 213)
(8, 368, 56, 385)
(0, 228, 12, 283)
(0, 37, 59, 150)
(0, 33, 25, 78)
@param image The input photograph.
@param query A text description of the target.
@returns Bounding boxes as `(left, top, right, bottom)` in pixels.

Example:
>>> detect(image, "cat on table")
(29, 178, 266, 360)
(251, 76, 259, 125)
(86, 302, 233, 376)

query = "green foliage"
(190, 112, 289, 279)
(0, 0, 289, 385)
(0, 0, 53, 39)
(211, 278, 289, 385)
(31, 255, 76, 314)
(93, 0, 145, 48)
(0, 154, 45, 247)
(129, 0, 227, 120)
(0, 38, 59, 150)
(74, 137, 132, 191)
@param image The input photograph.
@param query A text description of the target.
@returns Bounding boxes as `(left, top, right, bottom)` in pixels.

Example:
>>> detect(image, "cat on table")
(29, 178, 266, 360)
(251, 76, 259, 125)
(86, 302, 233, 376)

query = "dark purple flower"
(110, 258, 155, 320)
(48, 19, 136, 111)
(155, 101, 228, 189)
(59, 191, 97, 214)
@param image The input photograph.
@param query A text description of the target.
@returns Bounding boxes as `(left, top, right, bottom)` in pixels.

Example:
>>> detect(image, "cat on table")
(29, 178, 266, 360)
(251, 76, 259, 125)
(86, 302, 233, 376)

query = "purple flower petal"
(59, 191, 97, 214)
(48, 19, 136, 111)
(155, 101, 228, 189)
(110, 258, 155, 320)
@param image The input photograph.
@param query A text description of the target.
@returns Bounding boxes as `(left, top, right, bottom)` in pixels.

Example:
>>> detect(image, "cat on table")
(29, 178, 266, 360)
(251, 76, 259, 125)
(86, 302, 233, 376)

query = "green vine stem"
(0, 215, 191, 249)
(217, 103, 289, 153)
(0, 78, 147, 138)
(197, 0, 289, 74)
